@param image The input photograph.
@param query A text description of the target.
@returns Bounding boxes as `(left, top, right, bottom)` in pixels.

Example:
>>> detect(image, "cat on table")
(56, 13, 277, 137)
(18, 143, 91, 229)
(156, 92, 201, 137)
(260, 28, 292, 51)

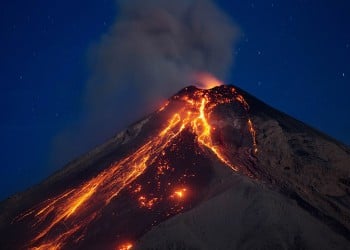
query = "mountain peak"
(1, 84, 349, 249)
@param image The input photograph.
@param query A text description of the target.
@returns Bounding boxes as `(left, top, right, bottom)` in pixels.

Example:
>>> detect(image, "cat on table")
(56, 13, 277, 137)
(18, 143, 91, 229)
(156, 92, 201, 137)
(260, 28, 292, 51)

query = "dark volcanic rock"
(135, 169, 349, 250)
(135, 87, 350, 250)
(0, 85, 349, 250)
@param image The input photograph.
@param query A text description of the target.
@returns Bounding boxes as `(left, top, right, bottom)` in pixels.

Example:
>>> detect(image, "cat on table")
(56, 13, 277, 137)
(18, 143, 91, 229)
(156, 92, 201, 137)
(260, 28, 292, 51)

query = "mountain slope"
(135, 86, 350, 250)
(0, 85, 349, 250)
(136, 171, 349, 250)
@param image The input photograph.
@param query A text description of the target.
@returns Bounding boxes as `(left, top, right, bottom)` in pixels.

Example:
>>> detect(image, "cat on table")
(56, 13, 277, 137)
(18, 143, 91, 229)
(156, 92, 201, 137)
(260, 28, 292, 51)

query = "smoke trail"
(52, 0, 238, 168)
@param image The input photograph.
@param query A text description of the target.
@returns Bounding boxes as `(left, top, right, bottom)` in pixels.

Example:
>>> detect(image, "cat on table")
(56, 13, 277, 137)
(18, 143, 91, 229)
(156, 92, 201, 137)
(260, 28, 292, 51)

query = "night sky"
(1, 0, 349, 200)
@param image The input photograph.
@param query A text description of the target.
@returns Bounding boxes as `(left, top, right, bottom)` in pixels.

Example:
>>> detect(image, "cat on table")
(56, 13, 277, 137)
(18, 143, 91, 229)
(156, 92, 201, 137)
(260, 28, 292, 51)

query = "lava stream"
(16, 86, 257, 249)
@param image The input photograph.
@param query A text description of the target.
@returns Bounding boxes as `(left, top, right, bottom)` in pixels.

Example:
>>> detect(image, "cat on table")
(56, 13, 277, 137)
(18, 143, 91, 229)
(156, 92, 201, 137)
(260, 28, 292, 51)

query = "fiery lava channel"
(15, 85, 257, 249)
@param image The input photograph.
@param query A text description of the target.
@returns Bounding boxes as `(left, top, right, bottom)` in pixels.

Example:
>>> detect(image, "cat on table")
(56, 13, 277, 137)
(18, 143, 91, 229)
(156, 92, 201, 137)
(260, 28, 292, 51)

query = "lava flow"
(12, 83, 257, 249)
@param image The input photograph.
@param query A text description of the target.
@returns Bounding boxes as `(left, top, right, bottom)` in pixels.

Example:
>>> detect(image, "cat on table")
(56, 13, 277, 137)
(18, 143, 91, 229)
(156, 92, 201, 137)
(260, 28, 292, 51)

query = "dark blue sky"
(1, 0, 349, 200)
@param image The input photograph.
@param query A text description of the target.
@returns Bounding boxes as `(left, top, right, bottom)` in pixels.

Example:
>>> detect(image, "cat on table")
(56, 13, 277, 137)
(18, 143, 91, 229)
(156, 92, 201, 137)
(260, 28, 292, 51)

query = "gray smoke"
(52, 0, 238, 168)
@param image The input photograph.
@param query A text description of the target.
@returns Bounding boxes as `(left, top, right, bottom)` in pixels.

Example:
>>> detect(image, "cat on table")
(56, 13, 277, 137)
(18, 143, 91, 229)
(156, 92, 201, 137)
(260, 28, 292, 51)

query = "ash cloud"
(52, 0, 238, 168)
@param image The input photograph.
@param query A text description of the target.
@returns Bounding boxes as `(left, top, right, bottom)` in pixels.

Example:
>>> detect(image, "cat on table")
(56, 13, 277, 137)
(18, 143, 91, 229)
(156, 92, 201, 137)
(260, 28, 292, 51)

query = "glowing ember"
(172, 188, 187, 199)
(117, 242, 133, 250)
(14, 84, 257, 249)
(138, 196, 159, 209)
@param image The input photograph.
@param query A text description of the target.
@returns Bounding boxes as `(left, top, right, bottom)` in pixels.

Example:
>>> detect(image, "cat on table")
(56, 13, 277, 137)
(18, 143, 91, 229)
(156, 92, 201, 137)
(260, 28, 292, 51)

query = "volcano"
(0, 85, 350, 250)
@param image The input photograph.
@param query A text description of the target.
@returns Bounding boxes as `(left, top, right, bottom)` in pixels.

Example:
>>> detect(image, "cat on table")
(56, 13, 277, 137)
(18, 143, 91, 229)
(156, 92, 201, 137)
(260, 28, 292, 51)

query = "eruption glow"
(193, 72, 224, 89)
(15, 82, 257, 249)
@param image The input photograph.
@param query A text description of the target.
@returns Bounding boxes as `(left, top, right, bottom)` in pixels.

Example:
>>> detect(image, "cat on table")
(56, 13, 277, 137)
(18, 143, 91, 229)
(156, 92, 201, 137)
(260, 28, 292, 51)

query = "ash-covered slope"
(0, 85, 349, 250)
(136, 87, 350, 250)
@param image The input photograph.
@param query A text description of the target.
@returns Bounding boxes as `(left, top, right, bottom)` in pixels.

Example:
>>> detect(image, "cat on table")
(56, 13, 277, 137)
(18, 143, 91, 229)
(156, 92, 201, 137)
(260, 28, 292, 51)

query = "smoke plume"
(52, 0, 238, 168)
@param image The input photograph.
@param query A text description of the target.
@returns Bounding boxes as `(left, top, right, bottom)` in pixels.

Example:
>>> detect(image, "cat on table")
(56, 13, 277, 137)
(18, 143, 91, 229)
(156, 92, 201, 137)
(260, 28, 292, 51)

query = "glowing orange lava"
(117, 242, 133, 250)
(16, 84, 257, 249)
(171, 188, 187, 199)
